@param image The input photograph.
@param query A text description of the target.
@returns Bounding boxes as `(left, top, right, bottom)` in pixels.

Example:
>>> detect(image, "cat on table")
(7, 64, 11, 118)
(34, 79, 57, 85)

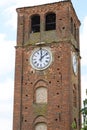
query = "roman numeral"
(34, 61, 37, 64)
(45, 60, 49, 63)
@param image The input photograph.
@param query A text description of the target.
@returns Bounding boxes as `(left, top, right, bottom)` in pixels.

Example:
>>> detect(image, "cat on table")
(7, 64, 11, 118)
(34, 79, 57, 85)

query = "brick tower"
(13, 1, 81, 130)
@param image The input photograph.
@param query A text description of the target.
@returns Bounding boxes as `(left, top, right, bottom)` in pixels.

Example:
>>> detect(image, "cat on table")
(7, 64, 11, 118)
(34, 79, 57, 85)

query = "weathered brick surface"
(13, 1, 81, 130)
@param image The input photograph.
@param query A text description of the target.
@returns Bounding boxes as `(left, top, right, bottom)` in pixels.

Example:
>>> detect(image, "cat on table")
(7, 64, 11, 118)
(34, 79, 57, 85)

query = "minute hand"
(41, 52, 48, 59)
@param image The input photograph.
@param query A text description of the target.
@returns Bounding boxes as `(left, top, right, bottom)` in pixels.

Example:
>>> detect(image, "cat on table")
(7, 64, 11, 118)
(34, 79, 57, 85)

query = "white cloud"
(0, 78, 14, 100)
(0, 33, 15, 78)
(13, 0, 60, 7)
(3, 6, 17, 30)
(0, 79, 14, 130)
(80, 16, 87, 66)
(80, 16, 87, 101)
(0, 118, 13, 130)
(0, 0, 13, 6)
(81, 74, 87, 100)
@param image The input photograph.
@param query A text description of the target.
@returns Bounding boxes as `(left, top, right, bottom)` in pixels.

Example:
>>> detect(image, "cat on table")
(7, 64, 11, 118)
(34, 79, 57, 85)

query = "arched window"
(35, 123, 47, 130)
(36, 87, 47, 103)
(31, 15, 40, 33)
(45, 13, 56, 31)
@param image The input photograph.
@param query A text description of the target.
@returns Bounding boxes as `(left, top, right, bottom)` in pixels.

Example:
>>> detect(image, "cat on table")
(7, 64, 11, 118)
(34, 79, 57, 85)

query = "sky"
(0, 0, 87, 130)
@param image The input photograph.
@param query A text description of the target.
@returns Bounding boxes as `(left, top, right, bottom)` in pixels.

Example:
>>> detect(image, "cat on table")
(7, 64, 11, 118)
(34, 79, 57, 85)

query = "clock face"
(72, 52, 78, 75)
(30, 47, 52, 70)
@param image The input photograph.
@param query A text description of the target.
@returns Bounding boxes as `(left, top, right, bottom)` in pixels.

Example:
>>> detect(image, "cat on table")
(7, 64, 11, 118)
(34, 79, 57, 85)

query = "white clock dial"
(72, 52, 78, 75)
(30, 47, 52, 70)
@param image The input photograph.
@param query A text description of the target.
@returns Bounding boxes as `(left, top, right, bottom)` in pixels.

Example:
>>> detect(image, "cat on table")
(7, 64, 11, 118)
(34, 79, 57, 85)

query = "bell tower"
(13, 1, 81, 130)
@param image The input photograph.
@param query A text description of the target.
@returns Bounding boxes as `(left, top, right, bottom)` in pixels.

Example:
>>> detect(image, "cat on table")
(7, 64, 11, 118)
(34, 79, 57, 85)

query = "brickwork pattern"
(13, 1, 81, 130)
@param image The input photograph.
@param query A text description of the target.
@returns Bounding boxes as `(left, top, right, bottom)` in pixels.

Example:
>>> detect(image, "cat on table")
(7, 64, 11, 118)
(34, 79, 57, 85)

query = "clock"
(30, 47, 52, 70)
(72, 52, 78, 75)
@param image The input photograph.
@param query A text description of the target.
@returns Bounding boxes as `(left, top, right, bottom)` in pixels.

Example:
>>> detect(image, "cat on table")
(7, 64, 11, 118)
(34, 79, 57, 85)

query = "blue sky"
(0, 0, 87, 130)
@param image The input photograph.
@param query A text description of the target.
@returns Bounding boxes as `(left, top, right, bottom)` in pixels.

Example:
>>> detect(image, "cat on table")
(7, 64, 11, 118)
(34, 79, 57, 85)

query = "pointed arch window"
(45, 12, 56, 31)
(31, 15, 40, 33)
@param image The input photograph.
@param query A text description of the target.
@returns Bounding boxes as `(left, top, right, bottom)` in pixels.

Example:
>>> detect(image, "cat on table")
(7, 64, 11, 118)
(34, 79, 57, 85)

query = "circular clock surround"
(30, 47, 52, 70)
(72, 52, 78, 75)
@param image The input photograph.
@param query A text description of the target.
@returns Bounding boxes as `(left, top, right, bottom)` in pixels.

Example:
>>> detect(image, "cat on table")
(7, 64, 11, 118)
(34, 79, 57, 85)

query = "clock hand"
(41, 52, 48, 59)
(39, 47, 42, 61)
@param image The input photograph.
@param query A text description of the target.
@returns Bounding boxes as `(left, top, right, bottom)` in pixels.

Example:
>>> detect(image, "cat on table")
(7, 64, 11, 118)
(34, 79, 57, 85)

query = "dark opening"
(45, 13, 56, 31)
(31, 15, 40, 33)
(74, 118, 77, 128)
(71, 17, 73, 34)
